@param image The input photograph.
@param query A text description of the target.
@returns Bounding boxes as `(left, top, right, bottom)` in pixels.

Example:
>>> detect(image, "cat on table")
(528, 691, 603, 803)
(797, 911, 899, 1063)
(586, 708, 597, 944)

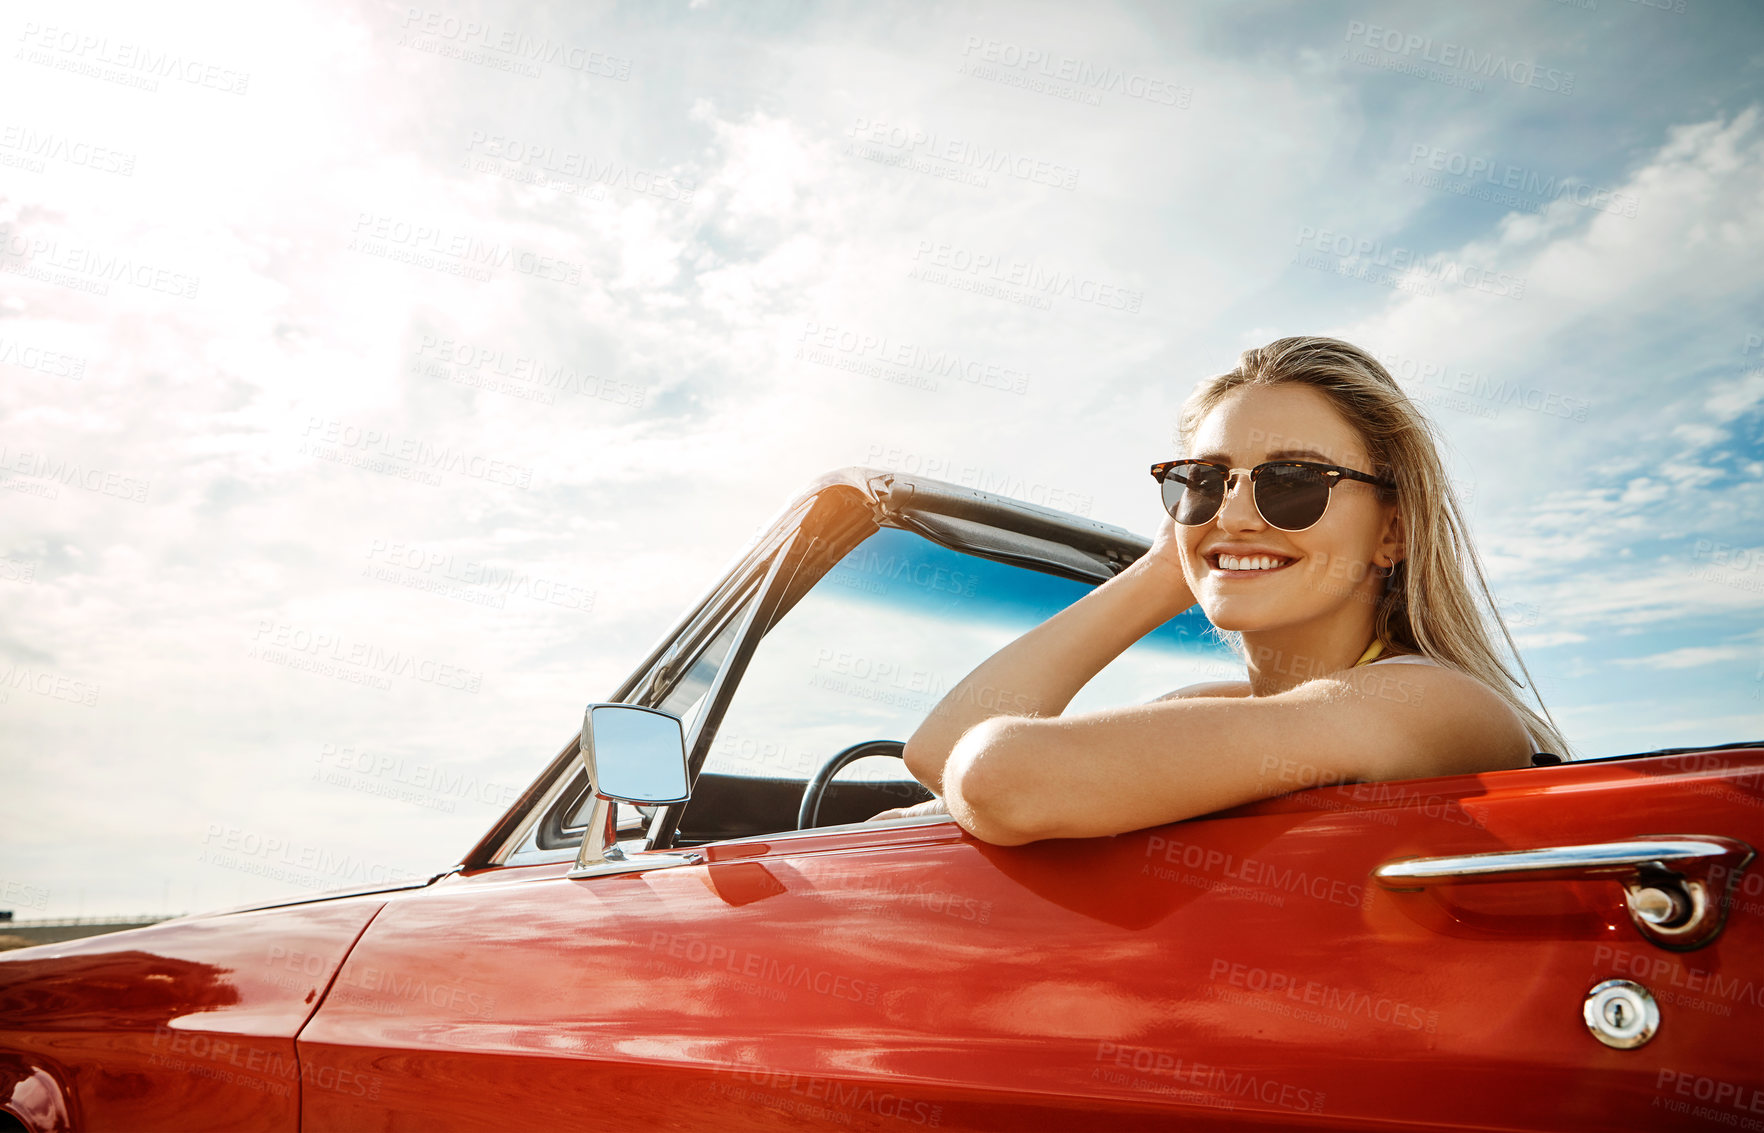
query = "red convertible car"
(2, 467, 1761, 1131)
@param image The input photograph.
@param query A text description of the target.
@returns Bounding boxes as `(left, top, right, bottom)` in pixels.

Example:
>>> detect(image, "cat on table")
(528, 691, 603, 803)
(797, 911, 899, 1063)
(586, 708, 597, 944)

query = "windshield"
(698, 525, 1232, 798)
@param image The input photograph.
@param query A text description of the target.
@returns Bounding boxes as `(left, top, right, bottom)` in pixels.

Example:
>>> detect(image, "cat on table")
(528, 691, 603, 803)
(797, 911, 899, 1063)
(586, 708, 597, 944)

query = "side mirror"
(581, 703, 690, 805)
(573, 704, 691, 875)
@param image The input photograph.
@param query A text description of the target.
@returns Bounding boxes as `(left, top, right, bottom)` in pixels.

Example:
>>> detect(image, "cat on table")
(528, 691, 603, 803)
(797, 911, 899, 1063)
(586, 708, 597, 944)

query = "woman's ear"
(1379, 506, 1407, 568)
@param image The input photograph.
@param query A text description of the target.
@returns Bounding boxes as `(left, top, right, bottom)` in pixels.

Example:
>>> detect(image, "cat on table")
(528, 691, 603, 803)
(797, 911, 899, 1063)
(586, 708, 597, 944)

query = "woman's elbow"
(942, 717, 1052, 846)
(901, 733, 939, 789)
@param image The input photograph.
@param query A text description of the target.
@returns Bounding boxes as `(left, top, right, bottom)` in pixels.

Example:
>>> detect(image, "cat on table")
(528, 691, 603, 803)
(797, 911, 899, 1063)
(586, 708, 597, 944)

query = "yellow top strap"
(1352, 639, 1386, 667)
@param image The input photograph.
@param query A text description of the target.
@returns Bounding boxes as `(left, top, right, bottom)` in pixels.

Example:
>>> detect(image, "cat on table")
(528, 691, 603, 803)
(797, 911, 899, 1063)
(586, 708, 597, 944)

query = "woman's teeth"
(1217, 554, 1291, 571)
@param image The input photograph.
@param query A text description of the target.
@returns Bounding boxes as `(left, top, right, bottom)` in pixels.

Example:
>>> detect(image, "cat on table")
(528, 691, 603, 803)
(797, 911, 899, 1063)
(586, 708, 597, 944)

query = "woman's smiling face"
(1180, 383, 1402, 634)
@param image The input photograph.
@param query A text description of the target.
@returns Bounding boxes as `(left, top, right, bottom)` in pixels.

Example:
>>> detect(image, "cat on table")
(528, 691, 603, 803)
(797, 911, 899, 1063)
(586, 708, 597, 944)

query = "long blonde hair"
(1178, 336, 1573, 759)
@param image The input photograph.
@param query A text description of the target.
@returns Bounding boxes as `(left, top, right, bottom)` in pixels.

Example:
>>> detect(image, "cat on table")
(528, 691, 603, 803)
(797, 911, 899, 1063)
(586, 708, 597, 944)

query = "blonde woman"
(882, 336, 1570, 845)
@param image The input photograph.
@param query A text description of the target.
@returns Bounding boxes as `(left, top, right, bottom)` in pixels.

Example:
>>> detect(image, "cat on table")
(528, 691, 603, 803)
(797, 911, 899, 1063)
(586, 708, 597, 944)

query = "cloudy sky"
(3, 0, 1762, 919)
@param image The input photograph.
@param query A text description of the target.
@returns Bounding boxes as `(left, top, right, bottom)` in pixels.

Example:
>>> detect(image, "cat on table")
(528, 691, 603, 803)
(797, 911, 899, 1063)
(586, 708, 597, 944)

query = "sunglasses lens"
(1255, 464, 1332, 530)
(1164, 462, 1226, 525)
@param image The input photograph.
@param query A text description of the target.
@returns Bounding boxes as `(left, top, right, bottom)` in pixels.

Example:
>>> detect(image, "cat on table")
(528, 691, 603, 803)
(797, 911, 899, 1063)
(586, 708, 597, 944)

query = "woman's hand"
(870, 798, 950, 822)
(1140, 511, 1196, 615)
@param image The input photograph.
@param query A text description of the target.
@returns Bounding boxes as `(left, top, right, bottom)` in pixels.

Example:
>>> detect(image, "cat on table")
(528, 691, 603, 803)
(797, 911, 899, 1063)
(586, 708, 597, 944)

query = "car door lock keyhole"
(1583, 980, 1659, 1049)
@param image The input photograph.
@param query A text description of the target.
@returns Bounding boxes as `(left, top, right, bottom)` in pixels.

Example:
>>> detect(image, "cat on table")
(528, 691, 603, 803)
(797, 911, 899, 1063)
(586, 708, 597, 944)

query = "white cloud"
(1707, 366, 1764, 420)
(1613, 645, 1760, 671)
(1512, 631, 1587, 650)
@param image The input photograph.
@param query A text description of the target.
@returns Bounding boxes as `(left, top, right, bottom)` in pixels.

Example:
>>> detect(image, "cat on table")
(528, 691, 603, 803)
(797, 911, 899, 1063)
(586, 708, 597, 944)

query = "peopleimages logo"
(0, 226, 200, 299)
(797, 321, 1031, 395)
(250, 620, 485, 694)
(0, 337, 88, 381)
(909, 241, 1143, 312)
(465, 133, 692, 202)
(1342, 21, 1575, 95)
(15, 22, 251, 94)
(845, 117, 1080, 190)
(958, 36, 1191, 107)
(1293, 228, 1525, 301)
(1377, 350, 1591, 421)
(399, 8, 632, 79)
(1406, 145, 1638, 218)
(300, 416, 535, 489)
(363, 538, 594, 613)
(0, 443, 150, 502)
(0, 124, 137, 175)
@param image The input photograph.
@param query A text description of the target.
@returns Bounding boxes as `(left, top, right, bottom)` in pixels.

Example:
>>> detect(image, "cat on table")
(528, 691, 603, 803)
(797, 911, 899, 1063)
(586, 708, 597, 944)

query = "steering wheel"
(797, 740, 913, 829)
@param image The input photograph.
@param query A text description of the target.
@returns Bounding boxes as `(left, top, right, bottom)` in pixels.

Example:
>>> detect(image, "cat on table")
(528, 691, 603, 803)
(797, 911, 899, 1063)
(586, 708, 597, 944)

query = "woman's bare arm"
(902, 521, 1196, 797)
(871, 680, 1246, 823)
(939, 663, 1532, 845)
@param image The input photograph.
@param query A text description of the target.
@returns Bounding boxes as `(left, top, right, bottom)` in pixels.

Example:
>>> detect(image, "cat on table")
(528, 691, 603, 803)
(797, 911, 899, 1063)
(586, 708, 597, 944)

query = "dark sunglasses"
(1149, 459, 1394, 532)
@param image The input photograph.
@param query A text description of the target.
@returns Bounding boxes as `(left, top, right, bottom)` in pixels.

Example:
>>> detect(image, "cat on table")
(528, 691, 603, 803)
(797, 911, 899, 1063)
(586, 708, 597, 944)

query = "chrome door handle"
(1374, 835, 1755, 951)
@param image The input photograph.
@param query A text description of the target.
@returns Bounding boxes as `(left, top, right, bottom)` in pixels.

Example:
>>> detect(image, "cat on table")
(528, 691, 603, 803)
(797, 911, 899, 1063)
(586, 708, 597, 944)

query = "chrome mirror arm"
(568, 792, 699, 879)
(572, 796, 624, 873)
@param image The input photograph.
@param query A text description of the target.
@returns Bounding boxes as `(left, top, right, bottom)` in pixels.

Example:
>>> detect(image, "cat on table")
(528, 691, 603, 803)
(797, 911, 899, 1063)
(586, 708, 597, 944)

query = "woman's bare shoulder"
(1338, 661, 1534, 774)
(1154, 680, 1253, 701)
